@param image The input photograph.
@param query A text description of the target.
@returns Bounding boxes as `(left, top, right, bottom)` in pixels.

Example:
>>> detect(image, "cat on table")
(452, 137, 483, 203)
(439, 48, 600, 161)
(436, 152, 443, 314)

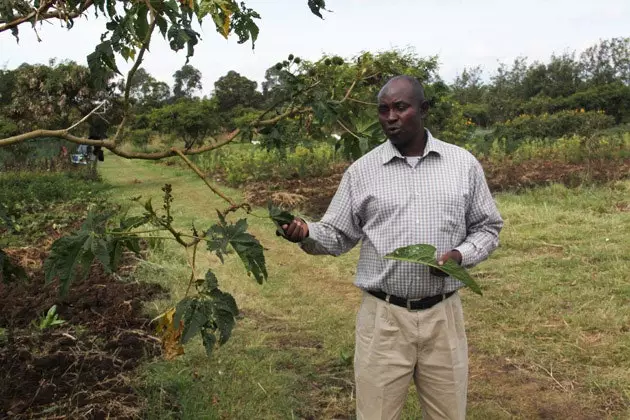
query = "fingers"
(281, 218, 307, 243)
(437, 252, 449, 266)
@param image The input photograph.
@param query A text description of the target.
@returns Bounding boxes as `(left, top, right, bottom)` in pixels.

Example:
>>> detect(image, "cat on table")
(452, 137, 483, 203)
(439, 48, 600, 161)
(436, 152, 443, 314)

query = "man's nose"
(387, 110, 398, 122)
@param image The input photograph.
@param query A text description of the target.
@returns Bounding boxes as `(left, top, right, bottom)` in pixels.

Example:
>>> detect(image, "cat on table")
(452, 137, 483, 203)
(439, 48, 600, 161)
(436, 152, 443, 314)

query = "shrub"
(127, 129, 155, 148)
(192, 143, 341, 186)
(474, 132, 630, 165)
(491, 109, 615, 148)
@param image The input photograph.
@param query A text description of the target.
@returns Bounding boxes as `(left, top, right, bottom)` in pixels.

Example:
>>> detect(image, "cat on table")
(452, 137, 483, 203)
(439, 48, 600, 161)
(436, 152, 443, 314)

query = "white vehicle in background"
(70, 144, 96, 165)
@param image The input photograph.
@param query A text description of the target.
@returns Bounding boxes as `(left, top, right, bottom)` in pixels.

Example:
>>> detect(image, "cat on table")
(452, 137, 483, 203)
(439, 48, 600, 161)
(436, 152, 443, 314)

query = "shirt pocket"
(436, 192, 467, 236)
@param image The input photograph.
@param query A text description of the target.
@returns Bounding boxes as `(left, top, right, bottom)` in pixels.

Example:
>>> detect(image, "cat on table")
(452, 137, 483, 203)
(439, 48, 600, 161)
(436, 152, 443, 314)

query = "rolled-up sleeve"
(454, 159, 504, 268)
(299, 168, 363, 256)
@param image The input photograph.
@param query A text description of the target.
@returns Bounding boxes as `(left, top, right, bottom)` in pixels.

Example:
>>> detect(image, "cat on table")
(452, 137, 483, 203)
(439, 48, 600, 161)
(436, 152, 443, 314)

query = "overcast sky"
(1, 0, 629, 97)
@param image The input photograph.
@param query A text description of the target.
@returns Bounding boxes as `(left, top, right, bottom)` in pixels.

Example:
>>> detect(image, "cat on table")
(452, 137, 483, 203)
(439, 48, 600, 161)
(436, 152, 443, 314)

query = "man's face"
(377, 79, 426, 146)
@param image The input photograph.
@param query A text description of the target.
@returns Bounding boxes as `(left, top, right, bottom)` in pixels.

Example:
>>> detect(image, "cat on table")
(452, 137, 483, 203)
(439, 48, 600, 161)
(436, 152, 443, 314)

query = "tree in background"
(580, 37, 630, 86)
(213, 70, 262, 111)
(173, 64, 203, 99)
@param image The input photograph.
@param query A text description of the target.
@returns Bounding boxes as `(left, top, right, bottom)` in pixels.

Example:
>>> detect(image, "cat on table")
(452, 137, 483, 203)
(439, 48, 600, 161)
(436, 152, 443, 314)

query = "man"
(280, 75, 503, 420)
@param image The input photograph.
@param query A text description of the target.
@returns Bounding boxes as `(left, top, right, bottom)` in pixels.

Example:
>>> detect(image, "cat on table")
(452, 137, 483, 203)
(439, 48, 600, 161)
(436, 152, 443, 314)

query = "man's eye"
(396, 103, 408, 111)
(378, 106, 389, 113)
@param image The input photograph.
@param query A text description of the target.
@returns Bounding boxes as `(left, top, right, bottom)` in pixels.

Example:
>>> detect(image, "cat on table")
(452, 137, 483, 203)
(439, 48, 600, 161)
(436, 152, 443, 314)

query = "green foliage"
(268, 202, 295, 237)
(127, 128, 155, 148)
(174, 269, 239, 356)
(32, 305, 66, 330)
(147, 98, 220, 149)
(206, 213, 267, 284)
(476, 132, 630, 165)
(198, 143, 340, 186)
(452, 38, 630, 130)
(213, 70, 263, 111)
(492, 109, 615, 147)
(172, 64, 203, 99)
(1, 60, 114, 131)
(43, 209, 131, 295)
(39, 182, 267, 357)
(0, 171, 109, 245)
(384, 244, 482, 295)
(520, 83, 630, 124)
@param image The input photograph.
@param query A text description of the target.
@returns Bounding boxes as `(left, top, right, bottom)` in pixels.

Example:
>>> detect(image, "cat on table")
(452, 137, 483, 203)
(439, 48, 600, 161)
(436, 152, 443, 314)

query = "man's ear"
(419, 100, 430, 118)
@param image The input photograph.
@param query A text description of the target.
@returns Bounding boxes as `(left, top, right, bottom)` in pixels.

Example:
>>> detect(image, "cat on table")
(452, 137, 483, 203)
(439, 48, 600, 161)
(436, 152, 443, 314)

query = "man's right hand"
(280, 218, 309, 243)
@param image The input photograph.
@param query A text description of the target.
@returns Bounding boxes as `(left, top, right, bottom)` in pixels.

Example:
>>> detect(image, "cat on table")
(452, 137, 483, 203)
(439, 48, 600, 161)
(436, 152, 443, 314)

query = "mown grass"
(99, 153, 630, 419)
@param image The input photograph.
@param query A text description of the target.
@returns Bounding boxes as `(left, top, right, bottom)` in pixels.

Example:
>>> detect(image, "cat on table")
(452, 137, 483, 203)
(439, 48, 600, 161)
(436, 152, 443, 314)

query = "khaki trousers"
(354, 291, 468, 420)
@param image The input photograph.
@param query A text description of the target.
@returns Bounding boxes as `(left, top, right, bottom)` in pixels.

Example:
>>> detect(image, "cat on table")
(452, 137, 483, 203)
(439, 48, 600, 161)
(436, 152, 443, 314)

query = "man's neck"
(396, 129, 427, 157)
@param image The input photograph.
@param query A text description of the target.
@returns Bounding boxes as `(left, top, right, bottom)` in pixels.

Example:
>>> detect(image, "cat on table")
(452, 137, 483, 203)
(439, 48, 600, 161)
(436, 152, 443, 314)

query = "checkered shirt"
(299, 129, 504, 299)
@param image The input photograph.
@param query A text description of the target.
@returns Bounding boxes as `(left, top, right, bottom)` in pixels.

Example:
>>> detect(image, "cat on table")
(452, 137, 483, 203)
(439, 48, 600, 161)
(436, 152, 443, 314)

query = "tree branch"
(256, 107, 311, 126)
(0, 0, 94, 34)
(337, 119, 361, 140)
(0, 130, 112, 148)
(66, 101, 107, 131)
(172, 148, 236, 207)
(112, 15, 157, 145)
(253, 81, 321, 125)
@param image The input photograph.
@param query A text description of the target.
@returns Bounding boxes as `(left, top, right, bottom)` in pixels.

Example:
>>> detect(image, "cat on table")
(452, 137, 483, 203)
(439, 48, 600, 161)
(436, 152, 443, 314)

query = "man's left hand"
(430, 250, 462, 277)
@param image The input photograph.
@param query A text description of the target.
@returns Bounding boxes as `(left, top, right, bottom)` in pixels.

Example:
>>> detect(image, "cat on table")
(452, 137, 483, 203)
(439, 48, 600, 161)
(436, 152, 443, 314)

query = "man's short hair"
(379, 75, 426, 106)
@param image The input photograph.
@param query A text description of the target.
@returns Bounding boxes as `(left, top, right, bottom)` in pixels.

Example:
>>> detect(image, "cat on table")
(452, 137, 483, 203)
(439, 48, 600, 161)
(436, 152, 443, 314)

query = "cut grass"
(99, 154, 630, 419)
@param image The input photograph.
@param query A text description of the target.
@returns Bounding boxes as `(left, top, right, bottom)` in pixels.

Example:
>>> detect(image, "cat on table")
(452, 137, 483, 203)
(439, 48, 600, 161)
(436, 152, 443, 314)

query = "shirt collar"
(381, 129, 444, 165)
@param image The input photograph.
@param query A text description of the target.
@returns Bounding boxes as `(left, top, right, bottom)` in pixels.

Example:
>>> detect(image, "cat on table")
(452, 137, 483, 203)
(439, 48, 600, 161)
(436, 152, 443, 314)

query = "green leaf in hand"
(267, 201, 295, 237)
(384, 244, 483, 296)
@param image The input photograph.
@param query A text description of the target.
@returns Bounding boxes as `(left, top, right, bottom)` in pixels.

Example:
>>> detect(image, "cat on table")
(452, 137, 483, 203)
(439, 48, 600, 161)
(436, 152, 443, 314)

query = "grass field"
(99, 153, 630, 419)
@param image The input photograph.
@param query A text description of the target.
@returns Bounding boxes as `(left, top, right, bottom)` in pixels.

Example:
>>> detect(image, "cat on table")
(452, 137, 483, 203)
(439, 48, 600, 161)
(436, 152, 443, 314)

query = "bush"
(192, 143, 341, 186)
(127, 129, 155, 148)
(520, 83, 630, 124)
(475, 132, 630, 165)
(491, 109, 615, 148)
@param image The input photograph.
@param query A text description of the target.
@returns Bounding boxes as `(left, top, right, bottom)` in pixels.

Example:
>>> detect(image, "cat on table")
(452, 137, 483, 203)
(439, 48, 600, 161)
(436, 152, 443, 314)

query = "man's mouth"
(387, 127, 401, 135)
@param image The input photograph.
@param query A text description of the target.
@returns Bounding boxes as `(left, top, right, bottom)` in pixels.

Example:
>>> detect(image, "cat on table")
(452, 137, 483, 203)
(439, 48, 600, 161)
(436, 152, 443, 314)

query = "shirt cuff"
(298, 222, 323, 253)
(453, 242, 476, 268)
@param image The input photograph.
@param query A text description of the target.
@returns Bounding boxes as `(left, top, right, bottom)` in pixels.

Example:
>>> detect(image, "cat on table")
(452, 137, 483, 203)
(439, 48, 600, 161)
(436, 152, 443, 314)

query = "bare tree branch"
(173, 149, 236, 207)
(66, 101, 108, 131)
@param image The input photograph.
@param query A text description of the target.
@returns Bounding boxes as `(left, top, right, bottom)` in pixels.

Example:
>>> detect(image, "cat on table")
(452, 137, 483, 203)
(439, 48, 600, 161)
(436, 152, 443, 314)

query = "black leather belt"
(368, 290, 456, 311)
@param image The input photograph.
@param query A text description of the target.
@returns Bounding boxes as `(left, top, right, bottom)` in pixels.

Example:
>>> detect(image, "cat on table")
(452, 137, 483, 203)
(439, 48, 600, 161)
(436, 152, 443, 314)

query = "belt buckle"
(406, 297, 425, 312)
(406, 294, 447, 311)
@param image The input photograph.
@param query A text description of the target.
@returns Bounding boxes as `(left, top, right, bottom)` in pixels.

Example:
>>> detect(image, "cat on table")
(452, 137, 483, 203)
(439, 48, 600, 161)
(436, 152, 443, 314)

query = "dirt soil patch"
(243, 158, 630, 218)
(0, 245, 169, 419)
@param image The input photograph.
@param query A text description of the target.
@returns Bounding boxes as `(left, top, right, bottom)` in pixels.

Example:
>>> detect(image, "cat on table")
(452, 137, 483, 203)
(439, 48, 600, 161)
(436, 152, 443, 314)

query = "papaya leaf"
(210, 288, 238, 317)
(175, 298, 209, 344)
(173, 297, 194, 327)
(134, 3, 150, 41)
(206, 218, 268, 283)
(43, 232, 95, 296)
(214, 308, 235, 344)
(91, 236, 112, 273)
(201, 328, 217, 356)
(267, 202, 295, 237)
(109, 240, 124, 271)
(384, 244, 483, 296)
(204, 269, 218, 291)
